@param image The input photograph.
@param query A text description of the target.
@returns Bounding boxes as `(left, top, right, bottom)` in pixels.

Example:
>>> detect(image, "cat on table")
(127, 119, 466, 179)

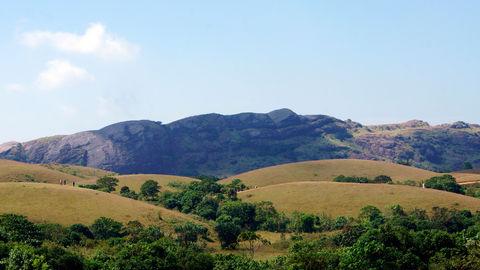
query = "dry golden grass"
(78, 174, 198, 193)
(222, 159, 441, 187)
(239, 181, 480, 217)
(41, 163, 115, 179)
(451, 172, 480, 184)
(0, 159, 83, 184)
(0, 182, 208, 232)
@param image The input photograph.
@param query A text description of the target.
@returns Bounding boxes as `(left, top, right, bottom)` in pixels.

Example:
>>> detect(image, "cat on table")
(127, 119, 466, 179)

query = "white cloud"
(21, 23, 139, 60)
(4, 83, 26, 92)
(36, 59, 94, 90)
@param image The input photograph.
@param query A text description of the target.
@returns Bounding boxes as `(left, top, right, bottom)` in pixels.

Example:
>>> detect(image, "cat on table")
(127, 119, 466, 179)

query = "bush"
(215, 215, 242, 249)
(140, 180, 160, 200)
(174, 222, 208, 246)
(0, 214, 42, 246)
(373, 175, 393, 184)
(96, 176, 119, 193)
(333, 175, 369, 183)
(90, 217, 123, 239)
(424, 175, 464, 194)
(119, 186, 138, 200)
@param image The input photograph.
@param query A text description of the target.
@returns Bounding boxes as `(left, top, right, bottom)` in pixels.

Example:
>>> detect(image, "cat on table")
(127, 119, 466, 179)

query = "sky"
(1, 1, 479, 143)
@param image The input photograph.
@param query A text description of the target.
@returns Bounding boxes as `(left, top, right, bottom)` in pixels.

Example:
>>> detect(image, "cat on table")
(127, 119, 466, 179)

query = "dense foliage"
(424, 174, 464, 194)
(2, 204, 480, 269)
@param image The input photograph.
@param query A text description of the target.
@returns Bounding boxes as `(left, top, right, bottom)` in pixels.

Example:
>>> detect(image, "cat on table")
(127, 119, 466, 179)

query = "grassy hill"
(239, 181, 480, 217)
(0, 159, 84, 184)
(0, 182, 208, 232)
(41, 163, 115, 179)
(78, 174, 198, 193)
(222, 159, 440, 187)
(223, 159, 480, 187)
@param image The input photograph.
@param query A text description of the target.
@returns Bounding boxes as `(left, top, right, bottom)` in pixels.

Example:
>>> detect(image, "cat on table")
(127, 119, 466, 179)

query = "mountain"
(1, 109, 479, 176)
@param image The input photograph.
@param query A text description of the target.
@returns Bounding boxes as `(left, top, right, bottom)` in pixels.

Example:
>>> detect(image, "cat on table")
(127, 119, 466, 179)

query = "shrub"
(174, 222, 208, 246)
(373, 175, 393, 184)
(424, 175, 464, 194)
(96, 176, 119, 193)
(333, 175, 369, 183)
(140, 180, 160, 200)
(90, 217, 123, 239)
(0, 214, 42, 246)
(119, 186, 138, 200)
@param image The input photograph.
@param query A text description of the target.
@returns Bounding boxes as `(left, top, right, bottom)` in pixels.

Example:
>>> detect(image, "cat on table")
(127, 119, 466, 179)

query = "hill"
(222, 159, 439, 187)
(78, 174, 198, 193)
(1, 109, 479, 176)
(0, 182, 207, 231)
(41, 163, 115, 179)
(239, 181, 480, 217)
(0, 159, 84, 184)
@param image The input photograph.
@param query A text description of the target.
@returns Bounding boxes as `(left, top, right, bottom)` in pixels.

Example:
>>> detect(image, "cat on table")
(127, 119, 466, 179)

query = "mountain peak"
(267, 108, 298, 123)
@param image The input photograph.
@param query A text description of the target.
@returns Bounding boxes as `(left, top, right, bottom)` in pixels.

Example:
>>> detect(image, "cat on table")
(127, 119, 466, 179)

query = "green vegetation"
(424, 174, 464, 194)
(333, 174, 393, 184)
(1, 204, 480, 269)
(140, 179, 160, 200)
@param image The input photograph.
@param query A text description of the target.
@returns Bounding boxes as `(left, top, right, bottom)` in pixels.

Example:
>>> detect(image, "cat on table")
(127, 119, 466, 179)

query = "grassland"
(239, 181, 480, 217)
(222, 159, 480, 186)
(0, 182, 209, 233)
(0, 159, 84, 184)
(78, 174, 198, 193)
(41, 163, 115, 179)
(222, 159, 440, 187)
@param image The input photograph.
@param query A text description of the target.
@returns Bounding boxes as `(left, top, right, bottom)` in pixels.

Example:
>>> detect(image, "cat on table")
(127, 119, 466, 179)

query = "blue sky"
(1, 1, 479, 143)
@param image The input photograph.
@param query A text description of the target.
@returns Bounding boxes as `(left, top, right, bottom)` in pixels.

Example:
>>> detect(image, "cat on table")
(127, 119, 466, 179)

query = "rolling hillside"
(223, 159, 480, 187)
(222, 159, 438, 187)
(0, 159, 84, 184)
(0, 182, 208, 232)
(239, 181, 480, 217)
(78, 174, 198, 193)
(41, 163, 115, 179)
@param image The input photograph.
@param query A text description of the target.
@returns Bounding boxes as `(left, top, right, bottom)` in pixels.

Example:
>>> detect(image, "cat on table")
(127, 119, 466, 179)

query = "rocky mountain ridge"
(1, 109, 479, 176)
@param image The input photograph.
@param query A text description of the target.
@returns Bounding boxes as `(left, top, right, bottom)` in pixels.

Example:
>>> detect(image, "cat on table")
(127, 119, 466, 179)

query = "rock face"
(1, 109, 479, 175)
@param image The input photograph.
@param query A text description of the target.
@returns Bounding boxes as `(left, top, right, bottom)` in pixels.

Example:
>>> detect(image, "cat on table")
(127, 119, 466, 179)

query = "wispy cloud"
(36, 59, 94, 90)
(21, 23, 139, 60)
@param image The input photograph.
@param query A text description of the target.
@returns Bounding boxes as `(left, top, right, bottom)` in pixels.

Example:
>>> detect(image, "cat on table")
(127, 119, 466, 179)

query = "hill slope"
(78, 174, 198, 193)
(1, 109, 479, 175)
(222, 159, 439, 187)
(239, 182, 480, 217)
(0, 159, 84, 184)
(0, 182, 206, 230)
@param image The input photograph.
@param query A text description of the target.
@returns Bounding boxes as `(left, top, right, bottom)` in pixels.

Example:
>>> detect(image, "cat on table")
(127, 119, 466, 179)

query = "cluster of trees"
(158, 178, 349, 249)
(424, 174, 464, 194)
(333, 175, 393, 184)
(3, 204, 480, 269)
(80, 176, 162, 201)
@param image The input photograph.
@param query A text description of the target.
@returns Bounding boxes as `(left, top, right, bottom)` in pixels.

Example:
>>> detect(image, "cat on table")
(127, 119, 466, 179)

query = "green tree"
(96, 176, 119, 193)
(424, 175, 464, 194)
(359, 206, 385, 227)
(140, 180, 160, 200)
(174, 222, 208, 246)
(0, 214, 42, 246)
(120, 186, 138, 200)
(373, 175, 393, 184)
(90, 217, 123, 239)
(215, 215, 242, 249)
(289, 212, 318, 233)
(217, 201, 256, 229)
(3, 245, 50, 270)
(237, 231, 270, 258)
